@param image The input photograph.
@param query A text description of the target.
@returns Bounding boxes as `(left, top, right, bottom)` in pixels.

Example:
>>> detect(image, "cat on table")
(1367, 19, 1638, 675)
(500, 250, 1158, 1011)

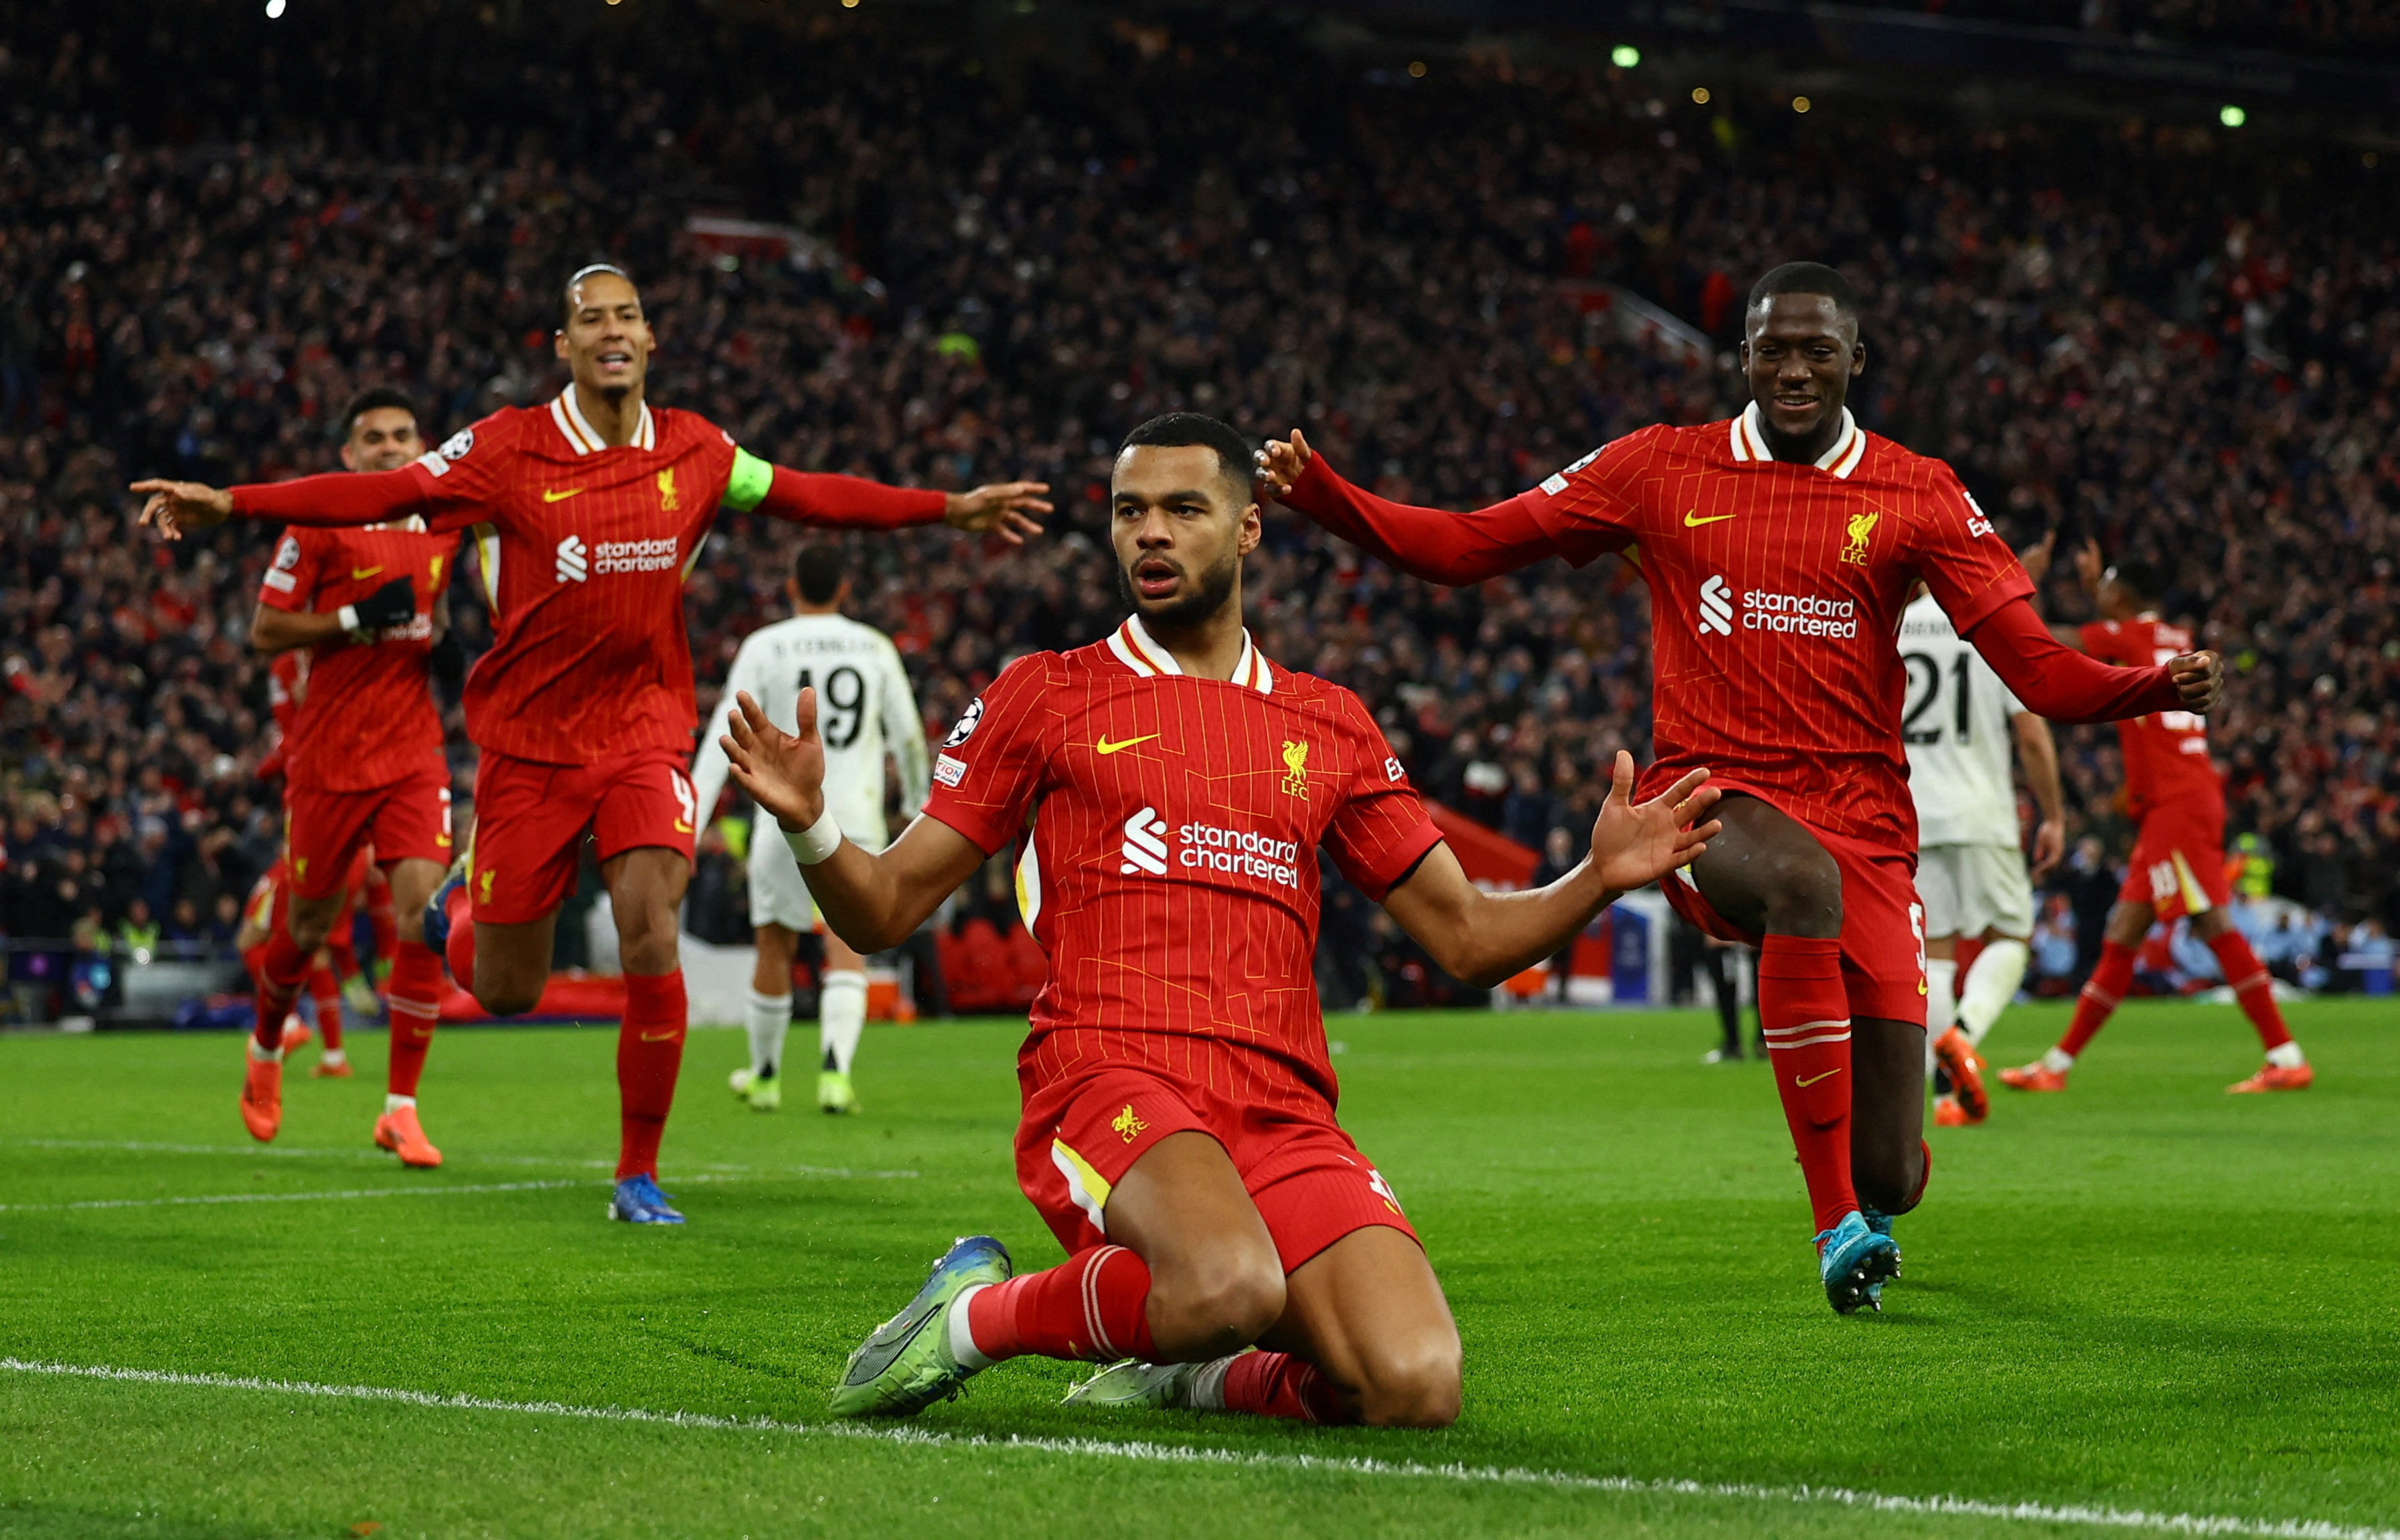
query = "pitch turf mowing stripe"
(5, 1359, 2389, 1540)
(0, 1177, 591, 1211)
(11, 1138, 920, 1180)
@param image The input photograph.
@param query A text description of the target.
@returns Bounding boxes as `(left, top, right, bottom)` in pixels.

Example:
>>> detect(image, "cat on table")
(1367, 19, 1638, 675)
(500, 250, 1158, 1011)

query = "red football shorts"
(2117, 800, 2229, 922)
(1017, 1033, 1419, 1275)
(467, 746, 698, 926)
(284, 756, 453, 900)
(1663, 821, 1929, 1025)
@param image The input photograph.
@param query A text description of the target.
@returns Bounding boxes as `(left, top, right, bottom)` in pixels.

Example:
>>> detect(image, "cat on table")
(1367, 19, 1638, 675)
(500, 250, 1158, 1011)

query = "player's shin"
(1219, 1351, 1344, 1422)
(958, 1245, 1157, 1365)
(441, 885, 475, 985)
(615, 970, 687, 1181)
(1957, 938, 2028, 1045)
(2205, 932, 2296, 1053)
(307, 960, 346, 1054)
(819, 969, 866, 1076)
(384, 940, 443, 1098)
(1924, 956, 1958, 1078)
(743, 989, 791, 1080)
(1757, 935, 1858, 1233)
(2057, 940, 2135, 1062)
(252, 928, 309, 1053)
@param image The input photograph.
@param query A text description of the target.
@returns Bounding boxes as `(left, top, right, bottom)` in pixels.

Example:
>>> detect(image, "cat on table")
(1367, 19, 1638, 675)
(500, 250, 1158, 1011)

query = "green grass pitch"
(3, 998, 2395, 1539)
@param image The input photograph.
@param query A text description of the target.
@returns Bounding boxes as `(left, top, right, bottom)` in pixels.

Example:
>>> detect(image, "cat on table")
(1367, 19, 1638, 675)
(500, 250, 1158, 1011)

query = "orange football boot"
(1998, 1061, 2069, 1092)
(240, 1054, 283, 1142)
(1932, 1027, 1988, 1122)
(1932, 1094, 1970, 1127)
(278, 1015, 313, 1049)
(309, 1056, 353, 1079)
(2227, 1062, 2313, 1094)
(374, 1105, 443, 1168)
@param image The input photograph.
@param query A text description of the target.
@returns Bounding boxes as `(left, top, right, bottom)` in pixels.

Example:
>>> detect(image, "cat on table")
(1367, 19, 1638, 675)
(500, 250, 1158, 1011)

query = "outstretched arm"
(1965, 597, 2220, 723)
(719, 689, 983, 952)
(1257, 430, 1556, 585)
(722, 446, 1051, 543)
(1378, 754, 1719, 987)
(133, 464, 436, 539)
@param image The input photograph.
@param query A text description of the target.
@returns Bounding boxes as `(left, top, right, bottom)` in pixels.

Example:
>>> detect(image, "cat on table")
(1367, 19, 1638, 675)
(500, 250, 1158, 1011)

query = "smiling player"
(133, 263, 1051, 1224)
(1260, 262, 2225, 1311)
(718, 413, 1721, 1424)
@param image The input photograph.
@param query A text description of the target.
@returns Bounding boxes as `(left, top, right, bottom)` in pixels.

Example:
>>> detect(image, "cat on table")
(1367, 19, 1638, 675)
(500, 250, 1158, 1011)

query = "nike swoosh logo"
(1684, 511, 1737, 527)
(673, 821, 694, 835)
(349, 566, 384, 580)
(542, 488, 584, 503)
(1795, 1068, 1844, 1088)
(639, 1030, 683, 1043)
(1095, 734, 1159, 756)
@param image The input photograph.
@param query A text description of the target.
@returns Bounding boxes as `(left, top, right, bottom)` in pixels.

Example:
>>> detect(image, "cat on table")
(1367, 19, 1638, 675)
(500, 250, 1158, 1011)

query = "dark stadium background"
(3, 0, 2395, 1025)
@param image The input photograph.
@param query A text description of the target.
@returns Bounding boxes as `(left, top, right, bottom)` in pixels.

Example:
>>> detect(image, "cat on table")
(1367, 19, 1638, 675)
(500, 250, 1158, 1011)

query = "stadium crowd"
(3, 1, 2395, 1017)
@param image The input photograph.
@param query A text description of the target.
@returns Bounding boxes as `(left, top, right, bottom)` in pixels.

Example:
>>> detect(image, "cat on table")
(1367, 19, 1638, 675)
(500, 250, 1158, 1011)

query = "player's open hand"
(2168, 649, 2224, 714)
(2029, 816, 2067, 881)
(2019, 530, 2056, 584)
(1589, 752, 1721, 892)
(720, 689, 827, 833)
(945, 482, 1052, 545)
(129, 479, 234, 541)
(1254, 430, 1314, 500)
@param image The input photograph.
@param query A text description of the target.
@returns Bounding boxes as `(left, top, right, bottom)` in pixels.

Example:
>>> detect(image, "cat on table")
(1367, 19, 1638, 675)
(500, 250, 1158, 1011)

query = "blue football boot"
(609, 1173, 686, 1225)
(421, 853, 469, 959)
(1816, 1210, 1900, 1314)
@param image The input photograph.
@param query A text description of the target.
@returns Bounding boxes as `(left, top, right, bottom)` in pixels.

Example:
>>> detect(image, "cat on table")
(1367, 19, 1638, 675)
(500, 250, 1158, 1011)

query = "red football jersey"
(923, 617, 1443, 1103)
(2081, 616, 2219, 820)
(1528, 404, 2032, 851)
(405, 395, 738, 764)
(256, 520, 451, 792)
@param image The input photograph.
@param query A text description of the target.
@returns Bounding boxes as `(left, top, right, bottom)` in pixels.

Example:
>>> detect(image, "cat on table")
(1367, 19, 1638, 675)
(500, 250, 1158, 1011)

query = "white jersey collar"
(1731, 402, 1866, 479)
(1106, 616, 1273, 695)
(550, 389, 656, 456)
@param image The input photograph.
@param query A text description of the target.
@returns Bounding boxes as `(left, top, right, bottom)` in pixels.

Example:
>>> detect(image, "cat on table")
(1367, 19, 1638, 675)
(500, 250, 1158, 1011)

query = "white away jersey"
(691, 613, 930, 852)
(1899, 593, 2025, 848)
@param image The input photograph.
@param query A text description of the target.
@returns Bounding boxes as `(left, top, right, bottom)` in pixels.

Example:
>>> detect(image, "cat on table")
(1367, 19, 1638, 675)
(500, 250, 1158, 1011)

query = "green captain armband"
(723, 446, 775, 513)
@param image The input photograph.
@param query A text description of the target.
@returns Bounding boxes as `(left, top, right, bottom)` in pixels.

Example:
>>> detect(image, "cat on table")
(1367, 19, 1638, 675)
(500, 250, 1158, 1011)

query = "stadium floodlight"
(1692, 86, 1711, 105)
(2219, 104, 2247, 128)
(1611, 45, 1641, 69)
(264, 0, 285, 15)
(1792, 95, 1812, 113)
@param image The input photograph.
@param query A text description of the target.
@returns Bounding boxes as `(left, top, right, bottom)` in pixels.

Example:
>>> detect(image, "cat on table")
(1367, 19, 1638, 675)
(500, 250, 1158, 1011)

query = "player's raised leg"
(2191, 905, 2310, 1092)
(2004, 896, 2146, 1092)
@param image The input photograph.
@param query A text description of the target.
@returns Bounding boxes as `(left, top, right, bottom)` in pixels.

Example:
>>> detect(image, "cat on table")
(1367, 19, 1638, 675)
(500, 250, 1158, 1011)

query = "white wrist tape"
(783, 810, 843, 867)
(337, 604, 362, 632)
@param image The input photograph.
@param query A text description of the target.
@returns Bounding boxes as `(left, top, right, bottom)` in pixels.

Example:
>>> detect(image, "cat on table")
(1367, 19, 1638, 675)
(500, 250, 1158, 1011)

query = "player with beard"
(133, 264, 1050, 1223)
(1258, 263, 2225, 1311)
(716, 413, 1721, 1424)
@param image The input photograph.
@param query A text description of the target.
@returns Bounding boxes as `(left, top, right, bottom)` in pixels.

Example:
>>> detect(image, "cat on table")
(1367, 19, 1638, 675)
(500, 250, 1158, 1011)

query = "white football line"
(3, 1358, 2388, 1540)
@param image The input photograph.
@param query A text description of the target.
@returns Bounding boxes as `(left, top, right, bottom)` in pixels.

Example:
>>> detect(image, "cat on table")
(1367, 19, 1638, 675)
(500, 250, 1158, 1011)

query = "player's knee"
(613, 904, 681, 974)
(1350, 1333, 1463, 1428)
(1154, 1254, 1285, 1355)
(471, 974, 541, 1018)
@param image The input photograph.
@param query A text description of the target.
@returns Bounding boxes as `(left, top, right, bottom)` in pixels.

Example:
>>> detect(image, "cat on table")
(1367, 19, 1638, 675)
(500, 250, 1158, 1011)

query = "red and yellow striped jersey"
(923, 617, 1442, 1104)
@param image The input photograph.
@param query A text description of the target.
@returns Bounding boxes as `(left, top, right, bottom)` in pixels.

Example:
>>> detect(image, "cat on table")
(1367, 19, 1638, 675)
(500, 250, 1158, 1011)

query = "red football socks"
(2207, 931, 2294, 1050)
(441, 885, 475, 987)
(308, 960, 345, 1051)
(1757, 935, 1856, 1235)
(2059, 940, 2135, 1059)
(251, 928, 308, 1053)
(964, 1245, 1157, 1363)
(385, 940, 443, 1098)
(615, 970, 686, 1180)
(366, 880, 398, 966)
(1221, 1351, 1344, 1422)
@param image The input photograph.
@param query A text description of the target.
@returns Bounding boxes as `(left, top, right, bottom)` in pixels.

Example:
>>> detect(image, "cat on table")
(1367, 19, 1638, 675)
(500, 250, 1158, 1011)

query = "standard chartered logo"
(1119, 807, 1170, 875)
(1697, 574, 1858, 640)
(554, 533, 679, 583)
(556, 535, 588, 584)
(1117, 805, 1301, 889)
(1698, 575, 1734, 636)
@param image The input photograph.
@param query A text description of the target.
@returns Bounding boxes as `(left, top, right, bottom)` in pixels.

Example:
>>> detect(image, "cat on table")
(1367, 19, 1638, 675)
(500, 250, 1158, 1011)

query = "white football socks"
(820, 970, 868, 1076)
(1957, 939, 2028, 1047)
(2267, 1041, 2306, 1068)
(384, 1094, 416, 1114)
(1925, 958, 1959, 1037)
(948, 1283, 995, 1369)
(2041, 1046, 2076, 1073)
(744, 989, 791, 1080)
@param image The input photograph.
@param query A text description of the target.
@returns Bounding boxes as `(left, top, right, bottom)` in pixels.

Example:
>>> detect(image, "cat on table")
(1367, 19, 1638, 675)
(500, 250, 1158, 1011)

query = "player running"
(240, 387, 457, 1165)
(1998, 543, 2310, 1095)
(716, 414, 1721, 1424)
(1897, 589, 2066, 1127)
(133, 263, 1050, 1224)
(690, 543, 929, 1115)
(1259, 262, 2225, 1311)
